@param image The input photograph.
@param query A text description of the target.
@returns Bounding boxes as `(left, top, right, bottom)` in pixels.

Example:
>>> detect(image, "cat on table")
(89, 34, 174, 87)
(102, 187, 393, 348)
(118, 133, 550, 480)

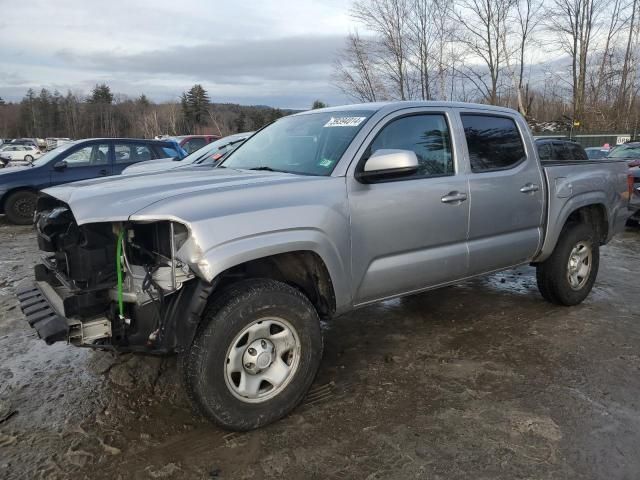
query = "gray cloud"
(57, 35, 345, 82)
(0, 0, 354, 107)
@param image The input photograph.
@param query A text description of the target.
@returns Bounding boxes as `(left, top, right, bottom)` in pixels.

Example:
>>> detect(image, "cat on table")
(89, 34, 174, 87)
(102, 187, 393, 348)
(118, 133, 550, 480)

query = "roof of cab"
(293, 101, 520, 117)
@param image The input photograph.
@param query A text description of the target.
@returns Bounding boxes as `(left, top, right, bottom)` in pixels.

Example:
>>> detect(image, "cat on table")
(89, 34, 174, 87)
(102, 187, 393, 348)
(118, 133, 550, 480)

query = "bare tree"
(333, 32, 384, 102)
(351, 0, 412, 100)
(591, 0, 627, 103)
(616, 0, 639, 125)
(433, 0, 456, 100)
(511, 0, 544, 115)
(546, 0, 603, 123)
(407, 0, 436, 99)
(454, 0, 516, 104)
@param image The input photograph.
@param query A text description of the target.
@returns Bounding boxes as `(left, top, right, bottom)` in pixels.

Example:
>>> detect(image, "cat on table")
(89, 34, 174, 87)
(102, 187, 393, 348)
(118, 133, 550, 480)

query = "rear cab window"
(461, 114, 526, 172)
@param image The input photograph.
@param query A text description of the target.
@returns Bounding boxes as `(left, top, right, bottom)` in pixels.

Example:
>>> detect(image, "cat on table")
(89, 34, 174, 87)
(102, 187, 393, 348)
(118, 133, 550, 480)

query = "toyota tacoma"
(18, 102, 630, 430)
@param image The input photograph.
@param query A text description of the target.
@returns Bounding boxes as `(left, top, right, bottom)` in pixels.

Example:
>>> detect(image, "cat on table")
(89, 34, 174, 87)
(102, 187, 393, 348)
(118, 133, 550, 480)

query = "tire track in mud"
(93, 381, 345, 476)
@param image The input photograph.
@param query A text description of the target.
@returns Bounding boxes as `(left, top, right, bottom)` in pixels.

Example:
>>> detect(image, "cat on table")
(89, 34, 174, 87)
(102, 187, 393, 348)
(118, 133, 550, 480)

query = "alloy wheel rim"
(224, 317, 300, 403)
(567, 241, 592, 290)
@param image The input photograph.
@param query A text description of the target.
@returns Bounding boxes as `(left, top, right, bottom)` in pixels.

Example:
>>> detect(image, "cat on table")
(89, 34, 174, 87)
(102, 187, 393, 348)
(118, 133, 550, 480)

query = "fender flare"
(536, 192, 609, 262)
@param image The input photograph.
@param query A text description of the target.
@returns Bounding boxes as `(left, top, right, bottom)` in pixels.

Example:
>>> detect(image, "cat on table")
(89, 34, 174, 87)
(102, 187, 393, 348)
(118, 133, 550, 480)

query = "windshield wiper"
(248, 166, 279, 172)
(217, 138, 247, 150)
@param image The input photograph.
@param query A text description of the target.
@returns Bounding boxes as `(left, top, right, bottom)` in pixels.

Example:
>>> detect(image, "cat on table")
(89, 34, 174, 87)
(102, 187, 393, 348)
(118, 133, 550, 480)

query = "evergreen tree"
(234, 111, 246, 132)
(181, 84, 210, 129)
(89, 84, 114, 104)
(137, 94, 150, 107)
(311, 100, 328, 109)
(19, 89, 39, 136)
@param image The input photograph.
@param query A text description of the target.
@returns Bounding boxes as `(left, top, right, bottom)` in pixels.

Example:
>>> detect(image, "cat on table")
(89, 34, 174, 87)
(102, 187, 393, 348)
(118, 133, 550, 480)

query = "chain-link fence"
(533, 132, 639, 148)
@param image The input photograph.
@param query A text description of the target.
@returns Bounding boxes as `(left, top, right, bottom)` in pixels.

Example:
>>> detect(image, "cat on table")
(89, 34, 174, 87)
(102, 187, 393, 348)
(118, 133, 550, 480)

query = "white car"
(0, 145, 42, 167)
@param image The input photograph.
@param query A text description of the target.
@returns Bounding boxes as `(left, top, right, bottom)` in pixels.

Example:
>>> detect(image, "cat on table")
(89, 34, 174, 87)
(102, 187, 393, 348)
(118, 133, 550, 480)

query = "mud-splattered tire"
(183, 279, 323, 431)
(536, 222, 599, 306)
(4, 190, 37, 225)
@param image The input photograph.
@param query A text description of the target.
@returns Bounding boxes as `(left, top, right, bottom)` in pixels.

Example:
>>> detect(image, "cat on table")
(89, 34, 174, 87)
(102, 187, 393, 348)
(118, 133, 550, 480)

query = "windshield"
(608, 145, 640, 158)
(221, 111, 373, 175)
(31, 142, 78, 167)
(173, 134, 249, 165)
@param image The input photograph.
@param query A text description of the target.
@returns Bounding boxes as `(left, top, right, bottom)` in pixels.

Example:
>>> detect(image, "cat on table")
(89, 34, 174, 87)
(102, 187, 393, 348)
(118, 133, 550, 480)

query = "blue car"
(0, 138, 186, 224)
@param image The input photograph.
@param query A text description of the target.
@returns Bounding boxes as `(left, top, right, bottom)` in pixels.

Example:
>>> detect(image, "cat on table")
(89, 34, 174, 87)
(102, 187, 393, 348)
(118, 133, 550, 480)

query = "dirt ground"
(1, 219, 639, 480)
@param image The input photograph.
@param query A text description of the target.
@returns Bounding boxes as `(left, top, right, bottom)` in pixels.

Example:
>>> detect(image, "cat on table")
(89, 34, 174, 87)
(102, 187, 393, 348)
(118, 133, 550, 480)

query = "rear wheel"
(183, 279, 323, 431)
(23, 155, 34, 162)
(536, 222, 599, 306)
(4, 190, 37, 225)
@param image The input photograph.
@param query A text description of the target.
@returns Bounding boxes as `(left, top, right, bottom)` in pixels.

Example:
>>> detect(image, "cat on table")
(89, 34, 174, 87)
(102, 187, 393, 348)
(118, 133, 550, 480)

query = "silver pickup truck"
(18, 102, 630, 430)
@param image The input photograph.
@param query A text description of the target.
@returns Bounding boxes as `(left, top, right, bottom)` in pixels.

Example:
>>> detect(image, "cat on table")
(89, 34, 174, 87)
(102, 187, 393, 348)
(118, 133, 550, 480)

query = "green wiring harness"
(116, 229, 125, 319)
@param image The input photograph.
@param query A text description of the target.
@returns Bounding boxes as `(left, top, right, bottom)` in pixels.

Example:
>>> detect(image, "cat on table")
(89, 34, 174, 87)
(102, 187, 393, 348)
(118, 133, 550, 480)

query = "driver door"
(347, 109, 470, 305)
(50, 142, 112, 186)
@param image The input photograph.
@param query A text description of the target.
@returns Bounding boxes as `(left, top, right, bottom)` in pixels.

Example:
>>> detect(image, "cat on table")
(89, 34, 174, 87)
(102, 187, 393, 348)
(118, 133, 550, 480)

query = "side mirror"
(355, 149, 419, 183)
(53, 160, 68, 170)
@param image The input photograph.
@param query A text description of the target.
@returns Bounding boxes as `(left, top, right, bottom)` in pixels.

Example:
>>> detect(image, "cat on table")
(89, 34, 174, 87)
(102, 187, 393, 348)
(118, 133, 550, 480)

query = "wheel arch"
(181, 229, 351, 316)
(536, 196, 609, 262)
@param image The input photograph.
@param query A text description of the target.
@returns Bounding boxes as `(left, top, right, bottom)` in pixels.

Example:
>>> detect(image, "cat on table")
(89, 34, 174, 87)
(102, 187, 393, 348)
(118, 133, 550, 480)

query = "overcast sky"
(0, 0, 354, 108)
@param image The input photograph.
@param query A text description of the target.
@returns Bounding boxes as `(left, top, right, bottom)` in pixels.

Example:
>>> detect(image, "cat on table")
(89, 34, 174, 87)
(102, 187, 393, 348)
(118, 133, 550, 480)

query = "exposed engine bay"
(26, 197, 201, 352)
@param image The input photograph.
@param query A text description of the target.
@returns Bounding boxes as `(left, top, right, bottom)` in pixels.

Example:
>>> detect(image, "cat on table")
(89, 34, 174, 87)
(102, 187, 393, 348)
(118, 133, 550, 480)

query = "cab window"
(365, 114, 453, 179)
(461, 114, 526, 172)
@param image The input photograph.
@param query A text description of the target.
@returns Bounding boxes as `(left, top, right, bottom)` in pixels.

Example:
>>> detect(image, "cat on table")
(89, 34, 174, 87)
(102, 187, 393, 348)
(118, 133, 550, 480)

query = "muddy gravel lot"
(1, 219, 639, 480)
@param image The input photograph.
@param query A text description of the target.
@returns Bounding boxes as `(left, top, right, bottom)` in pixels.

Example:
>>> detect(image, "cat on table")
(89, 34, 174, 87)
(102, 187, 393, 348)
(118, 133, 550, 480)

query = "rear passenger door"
(461, 112, 545, 275)
(112, 142, 156, 174)
(348, 109, 470, 304)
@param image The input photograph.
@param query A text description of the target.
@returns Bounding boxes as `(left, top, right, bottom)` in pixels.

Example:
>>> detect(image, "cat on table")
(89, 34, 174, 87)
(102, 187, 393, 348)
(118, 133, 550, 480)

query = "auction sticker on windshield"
(324, 117, 367, 128)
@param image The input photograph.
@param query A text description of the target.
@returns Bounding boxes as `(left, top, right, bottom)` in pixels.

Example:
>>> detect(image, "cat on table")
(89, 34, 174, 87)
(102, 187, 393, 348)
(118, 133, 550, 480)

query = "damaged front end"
(18, 197, 212, 353)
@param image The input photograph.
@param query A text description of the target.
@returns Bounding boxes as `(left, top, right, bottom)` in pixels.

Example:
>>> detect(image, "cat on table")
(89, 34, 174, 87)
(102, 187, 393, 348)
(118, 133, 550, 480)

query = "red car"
(168, 135, 221, 154)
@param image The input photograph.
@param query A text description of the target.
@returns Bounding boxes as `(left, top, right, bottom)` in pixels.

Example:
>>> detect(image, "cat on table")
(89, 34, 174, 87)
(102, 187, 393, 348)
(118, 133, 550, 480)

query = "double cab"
(19, 102, 630, 431)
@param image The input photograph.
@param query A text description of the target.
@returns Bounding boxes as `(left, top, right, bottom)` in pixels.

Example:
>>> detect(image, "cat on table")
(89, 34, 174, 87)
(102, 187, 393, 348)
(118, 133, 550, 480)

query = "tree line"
(0, 84, 293, 139)
(333, 0, 640, 132)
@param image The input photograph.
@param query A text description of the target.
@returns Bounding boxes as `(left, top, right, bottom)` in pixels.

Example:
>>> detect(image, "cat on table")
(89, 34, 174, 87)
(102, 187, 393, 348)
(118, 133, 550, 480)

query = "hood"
(42, 167, 328, 225)
(0, 165, 31, 175)
(121, 157, 182, 175)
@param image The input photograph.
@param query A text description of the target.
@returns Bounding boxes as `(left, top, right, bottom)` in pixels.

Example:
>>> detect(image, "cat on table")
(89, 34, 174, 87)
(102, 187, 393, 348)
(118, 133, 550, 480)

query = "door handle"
(441, 191, 468, 204)
(99, 169, 108, 176)
(520, 183, 540, 193)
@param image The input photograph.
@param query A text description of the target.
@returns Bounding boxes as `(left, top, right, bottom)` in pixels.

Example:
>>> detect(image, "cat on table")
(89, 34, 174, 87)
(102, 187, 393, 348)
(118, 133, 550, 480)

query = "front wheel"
(536, 222, 599, 306)
(183, 279, 323, 431)
(23, 155, 34, 162)
(4, 190, 37, 225)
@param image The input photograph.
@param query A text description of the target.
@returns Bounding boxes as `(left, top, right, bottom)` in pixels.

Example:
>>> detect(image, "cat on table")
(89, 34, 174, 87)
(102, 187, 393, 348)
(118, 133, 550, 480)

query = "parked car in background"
(46, 138, 73, 151)
(157, 135, 221, 154)
(535, 139, 589, 161)
(21, 102, 629, 431)
(123, 132, 253, 175)
(607, 142, 640, 167)
(0, 145, 42, 167)
(10, 138, 40, 149)
(0, 138, 187, 224)
(585, 147, 610, 160)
